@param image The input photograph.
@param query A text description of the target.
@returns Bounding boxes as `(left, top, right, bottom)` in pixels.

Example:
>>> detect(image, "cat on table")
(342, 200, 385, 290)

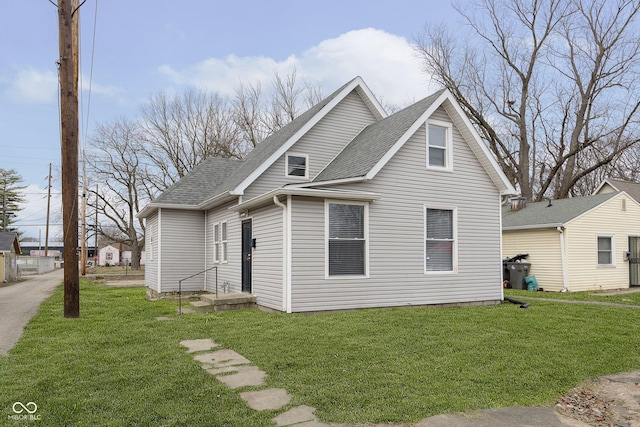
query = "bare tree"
(86, 117, 147, 269)
(416, 0, 640, 200)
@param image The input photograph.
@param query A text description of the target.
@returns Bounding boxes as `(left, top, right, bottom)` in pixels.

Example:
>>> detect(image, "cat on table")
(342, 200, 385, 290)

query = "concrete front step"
(189, 293, 257, 313)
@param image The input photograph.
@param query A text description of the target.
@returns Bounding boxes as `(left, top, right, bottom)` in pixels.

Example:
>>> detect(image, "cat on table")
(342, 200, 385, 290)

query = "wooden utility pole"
(81, 151, 87, 276)
(45, 163, 52, 257)
(58, 0, 80, 318)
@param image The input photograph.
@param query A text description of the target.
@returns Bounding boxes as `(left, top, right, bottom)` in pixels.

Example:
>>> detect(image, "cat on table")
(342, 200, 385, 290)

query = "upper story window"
(427, 120, 453, 170)
(286, 153, 308, 179)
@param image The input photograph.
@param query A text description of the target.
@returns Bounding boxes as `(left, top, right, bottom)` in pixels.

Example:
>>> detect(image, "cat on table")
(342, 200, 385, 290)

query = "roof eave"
(502, 223, 564, 231)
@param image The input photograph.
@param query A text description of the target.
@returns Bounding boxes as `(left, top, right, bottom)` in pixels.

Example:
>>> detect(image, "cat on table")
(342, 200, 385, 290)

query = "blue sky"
(0, 0, 463, 240)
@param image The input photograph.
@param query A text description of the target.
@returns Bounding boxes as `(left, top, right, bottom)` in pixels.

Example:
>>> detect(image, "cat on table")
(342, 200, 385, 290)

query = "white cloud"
(6, 67, 58, 104)
(16, 184, 63, 241)
(159, 28, 434, 108)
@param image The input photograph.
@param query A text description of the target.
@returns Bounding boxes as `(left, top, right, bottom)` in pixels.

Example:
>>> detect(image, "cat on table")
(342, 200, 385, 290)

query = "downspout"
(273, 195, 291, 313)
(204, 210, 208, 292)
(558, 226, 569, 292)
(157, 209, 162, 293)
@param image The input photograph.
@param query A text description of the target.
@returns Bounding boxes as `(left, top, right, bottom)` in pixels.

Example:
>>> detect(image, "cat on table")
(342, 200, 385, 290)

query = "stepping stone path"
(180, 338, 326, 426)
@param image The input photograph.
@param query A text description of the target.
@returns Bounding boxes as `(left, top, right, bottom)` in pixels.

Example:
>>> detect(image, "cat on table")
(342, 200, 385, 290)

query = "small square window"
(286, 153, 308, 178)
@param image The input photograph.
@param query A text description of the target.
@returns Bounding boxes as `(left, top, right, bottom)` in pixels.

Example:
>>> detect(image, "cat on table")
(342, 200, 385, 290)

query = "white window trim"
(424, 205, 458, 274)
(596, 233, 616, 267)
(426, 119, 453, 171)
(324, 200, 369, 279)
(213, 223, 220, 264)
(221, 221, 228, 263)
(285, 152, 309, 180)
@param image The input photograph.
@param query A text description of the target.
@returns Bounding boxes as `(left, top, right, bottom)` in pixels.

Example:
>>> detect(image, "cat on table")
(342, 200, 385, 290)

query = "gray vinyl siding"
(251, 204, 285, 310)
(159, 209, 206, 293)
(244, 90, 377, 200)
(289, 106, 503, 312)
(144, 212, 159, 291)
(205, 202, 242, 293)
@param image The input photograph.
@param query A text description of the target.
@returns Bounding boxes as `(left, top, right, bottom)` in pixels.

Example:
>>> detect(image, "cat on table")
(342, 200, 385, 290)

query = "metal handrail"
(178, 266, 218, 315)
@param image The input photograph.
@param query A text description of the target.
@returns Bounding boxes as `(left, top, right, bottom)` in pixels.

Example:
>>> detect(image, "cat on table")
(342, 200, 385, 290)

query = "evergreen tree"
(0, 168, 26, 233)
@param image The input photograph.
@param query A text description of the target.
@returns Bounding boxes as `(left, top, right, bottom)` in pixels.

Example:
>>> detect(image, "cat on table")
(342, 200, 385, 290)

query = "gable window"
(425, 207, 457, 272)
(427, 121, 453, 170)
(286, 153, 308, 179)
(327, 202, 368, 276)
(597, 235, 614, 266)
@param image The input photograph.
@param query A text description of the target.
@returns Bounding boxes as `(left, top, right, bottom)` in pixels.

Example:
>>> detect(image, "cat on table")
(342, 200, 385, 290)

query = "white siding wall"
(502, 228, 564, 291)
(566, 193, 640, 291)
(205, 202, 242, 293)
(289, 106, 504, 312)
(159, 209, 206, 292)
(251, 204, 285, 310)
(144, 212, 159, 291)
(244, 90, 378, 200)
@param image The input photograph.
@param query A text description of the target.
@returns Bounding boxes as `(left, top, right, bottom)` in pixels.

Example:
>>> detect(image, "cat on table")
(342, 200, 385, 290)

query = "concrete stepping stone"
(240, 388, 291, 411)
(214, 365, 266, 389)
(273, 405, 317, 426)
(180, 338, 219, 353)
(193, 349, 251, 367)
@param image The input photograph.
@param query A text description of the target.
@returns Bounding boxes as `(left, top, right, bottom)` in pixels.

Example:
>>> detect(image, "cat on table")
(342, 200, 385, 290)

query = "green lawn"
(506, 288, 640, 306)
(2, 281, 640, 426)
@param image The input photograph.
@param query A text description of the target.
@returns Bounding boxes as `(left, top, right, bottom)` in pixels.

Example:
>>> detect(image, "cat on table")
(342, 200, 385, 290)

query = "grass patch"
(506, 288, 640, 306)
(1, 282, 640, 425)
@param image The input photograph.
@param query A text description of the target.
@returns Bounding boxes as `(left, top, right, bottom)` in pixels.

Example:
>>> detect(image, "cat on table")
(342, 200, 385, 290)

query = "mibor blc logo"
(8, 402, 41, 421)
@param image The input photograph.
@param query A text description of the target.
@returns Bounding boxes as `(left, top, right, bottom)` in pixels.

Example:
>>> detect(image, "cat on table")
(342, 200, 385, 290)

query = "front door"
(241, 219, 253, 293)
(629, 236, 640, 286)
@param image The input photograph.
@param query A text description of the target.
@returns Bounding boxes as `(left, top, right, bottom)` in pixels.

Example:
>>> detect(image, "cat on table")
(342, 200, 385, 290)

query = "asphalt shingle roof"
(314, 90, 445, 182)
(605, 179, 640, 203)
(502, 192, 618, 229)
(0, 232, 19, 252)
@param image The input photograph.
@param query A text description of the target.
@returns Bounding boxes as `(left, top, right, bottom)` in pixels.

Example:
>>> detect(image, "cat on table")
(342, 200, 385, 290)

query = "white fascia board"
(231, 77, 381, 196)
(197, 192, 238, 211)
(502, 223, 563, 231)
(230, 187, 381, 212)
(440, 91, 517, 195)
(138, 202, 201, 219)
(365, 90, 450, 180)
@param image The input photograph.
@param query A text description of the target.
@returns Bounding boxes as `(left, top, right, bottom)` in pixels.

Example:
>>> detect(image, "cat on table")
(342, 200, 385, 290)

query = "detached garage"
(0, 232, 21, 283)
(502, 192, 640, 292)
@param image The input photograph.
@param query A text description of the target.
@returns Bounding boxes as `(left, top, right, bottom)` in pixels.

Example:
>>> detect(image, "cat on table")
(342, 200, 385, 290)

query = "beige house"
(502, 192, 640, 292)
(0, 232, 21, 282)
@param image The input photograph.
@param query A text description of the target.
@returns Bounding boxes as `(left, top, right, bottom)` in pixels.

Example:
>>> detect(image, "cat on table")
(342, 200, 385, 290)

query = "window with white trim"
(221, 221, 228, 262)
(427, 121, 452, 170)
(286, 153, 308, 179)
(425, 207, 457, 272)
(327, 202, 367, 276)
(597, 235, 614, 266)
(214, 223, 220, 263)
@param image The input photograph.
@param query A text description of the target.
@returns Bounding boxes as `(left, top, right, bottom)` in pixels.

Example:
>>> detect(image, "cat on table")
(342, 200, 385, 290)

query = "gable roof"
(0, 232, 20, 254)
(311, 89, 516, 195)
(594, 179, 640, 203)
(502, 193, 619, 230)
(139, 77, 386, 218)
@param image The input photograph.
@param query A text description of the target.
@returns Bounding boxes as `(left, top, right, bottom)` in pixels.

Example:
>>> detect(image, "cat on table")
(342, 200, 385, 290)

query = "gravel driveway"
(0, 269, 64, 356)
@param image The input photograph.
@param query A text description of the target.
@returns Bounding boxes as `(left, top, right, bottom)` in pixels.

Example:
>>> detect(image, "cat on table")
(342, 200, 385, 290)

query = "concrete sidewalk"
(0, 269, 64, 356)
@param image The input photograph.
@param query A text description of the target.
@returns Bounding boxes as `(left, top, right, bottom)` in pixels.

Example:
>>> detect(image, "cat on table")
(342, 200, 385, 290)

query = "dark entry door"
(241, 219, 253, 293)
(629, 236, 640, 286)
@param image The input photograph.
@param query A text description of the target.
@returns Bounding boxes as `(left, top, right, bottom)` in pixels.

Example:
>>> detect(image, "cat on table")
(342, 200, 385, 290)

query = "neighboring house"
(502, 192, 640, 291)
(139, 77, 516, 313)
(99, 245, 120, 266)
(0, 232, 21, 282)
(594, 178, 640, 202)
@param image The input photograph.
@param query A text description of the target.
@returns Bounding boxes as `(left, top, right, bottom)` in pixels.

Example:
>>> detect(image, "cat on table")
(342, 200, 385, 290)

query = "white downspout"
(273, 195, 291, 313)
(558, 226, 569, 292)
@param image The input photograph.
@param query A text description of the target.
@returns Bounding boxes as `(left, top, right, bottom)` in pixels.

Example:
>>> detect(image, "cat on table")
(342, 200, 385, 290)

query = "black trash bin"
(503, 254, 530, 290)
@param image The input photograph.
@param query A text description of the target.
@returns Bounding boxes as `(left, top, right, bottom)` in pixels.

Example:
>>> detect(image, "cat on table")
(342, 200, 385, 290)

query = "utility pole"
(81, 151, 87, 276)
(45, 163, 52, 257)
(58, 0, 80, 318)
(94, 184, 98, 265)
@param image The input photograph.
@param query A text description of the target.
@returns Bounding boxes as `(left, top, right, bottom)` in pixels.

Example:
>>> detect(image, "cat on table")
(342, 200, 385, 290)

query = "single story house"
(98, 244, 120, 267)
(139, 77, 516, 312)
(0, 232, 21, 282)
(502, 192, 640, 291)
